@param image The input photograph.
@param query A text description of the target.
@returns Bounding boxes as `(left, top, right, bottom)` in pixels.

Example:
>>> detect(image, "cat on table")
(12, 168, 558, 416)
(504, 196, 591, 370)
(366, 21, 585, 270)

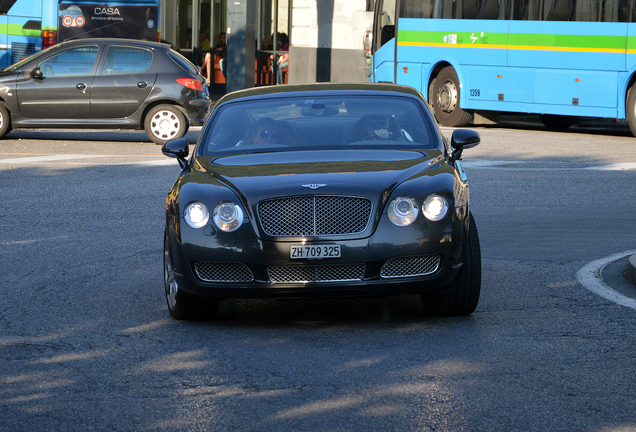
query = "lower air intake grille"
(268, 264, 365, 284)
(380, 255, 441, 278)
(194, 262, 254, 282)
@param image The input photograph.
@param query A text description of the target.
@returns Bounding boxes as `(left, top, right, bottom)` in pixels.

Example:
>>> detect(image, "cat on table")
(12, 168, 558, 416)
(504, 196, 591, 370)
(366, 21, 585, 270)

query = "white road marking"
(462, 160, 636, 171)
(0, 154, 110, 164)
(576, 250, 636, 310)
(0, 154, 633, 170)
(0, 154, 178, 166)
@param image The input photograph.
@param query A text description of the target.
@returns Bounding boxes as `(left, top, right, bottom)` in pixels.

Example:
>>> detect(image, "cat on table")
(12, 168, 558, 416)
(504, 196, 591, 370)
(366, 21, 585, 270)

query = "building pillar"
(226, 0, 256, 93)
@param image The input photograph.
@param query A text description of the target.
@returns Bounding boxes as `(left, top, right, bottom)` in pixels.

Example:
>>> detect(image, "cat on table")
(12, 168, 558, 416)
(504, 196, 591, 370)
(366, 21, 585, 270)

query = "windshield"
(198, 95, 438, 156)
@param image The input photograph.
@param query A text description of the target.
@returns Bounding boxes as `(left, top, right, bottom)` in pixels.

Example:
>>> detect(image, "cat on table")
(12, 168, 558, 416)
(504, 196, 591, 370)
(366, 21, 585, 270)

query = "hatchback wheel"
(0, 104, 12, 138)
(145, 105, 188, 145)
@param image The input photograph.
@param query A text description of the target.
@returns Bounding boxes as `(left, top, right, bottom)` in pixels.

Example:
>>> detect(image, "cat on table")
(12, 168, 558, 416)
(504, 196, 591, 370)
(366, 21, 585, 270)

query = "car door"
(90, 44, 158, 118)
(16, 45, 100, 119)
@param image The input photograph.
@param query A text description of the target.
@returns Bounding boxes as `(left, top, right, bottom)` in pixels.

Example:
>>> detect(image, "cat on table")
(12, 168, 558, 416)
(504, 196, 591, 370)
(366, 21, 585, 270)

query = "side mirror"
(450, 129, 480, 160)
(363, 30, 372, 57)
(30, 67, 43, 79)
(162, 138, 189, 168)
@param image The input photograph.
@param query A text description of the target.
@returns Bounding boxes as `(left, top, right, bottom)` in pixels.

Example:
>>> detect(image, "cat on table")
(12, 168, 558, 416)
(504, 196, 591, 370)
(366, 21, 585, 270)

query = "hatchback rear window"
(167, 49, 197, 73)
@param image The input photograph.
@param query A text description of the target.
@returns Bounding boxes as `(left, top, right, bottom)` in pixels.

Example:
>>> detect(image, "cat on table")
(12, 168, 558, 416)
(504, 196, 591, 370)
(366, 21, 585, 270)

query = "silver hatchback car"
(0, 38, 211, 144)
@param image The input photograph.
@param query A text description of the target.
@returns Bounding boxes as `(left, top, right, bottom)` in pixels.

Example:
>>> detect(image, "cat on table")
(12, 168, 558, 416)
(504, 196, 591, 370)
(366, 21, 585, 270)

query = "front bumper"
(186, 98, 212, 126)
(166, 207, 468, 300)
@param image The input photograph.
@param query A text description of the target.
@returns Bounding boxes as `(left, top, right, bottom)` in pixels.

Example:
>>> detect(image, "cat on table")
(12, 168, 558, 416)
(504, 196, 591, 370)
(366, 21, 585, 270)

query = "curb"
(626, 254, 636, 286)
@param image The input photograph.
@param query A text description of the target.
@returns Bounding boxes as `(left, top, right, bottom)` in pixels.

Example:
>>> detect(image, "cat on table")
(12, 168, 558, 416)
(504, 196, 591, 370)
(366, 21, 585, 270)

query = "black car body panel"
(0, 38, 211, 143)
(162, 84, 481, 317)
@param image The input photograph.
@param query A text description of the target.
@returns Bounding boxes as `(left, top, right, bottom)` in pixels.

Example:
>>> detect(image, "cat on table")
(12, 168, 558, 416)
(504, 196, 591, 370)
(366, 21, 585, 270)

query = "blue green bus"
(370, 0, 636, 135)
(0, 0, 159, 69)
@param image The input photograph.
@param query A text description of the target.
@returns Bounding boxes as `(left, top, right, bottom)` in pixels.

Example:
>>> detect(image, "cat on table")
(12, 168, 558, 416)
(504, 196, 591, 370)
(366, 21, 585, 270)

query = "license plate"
(290, 244, 341, 259)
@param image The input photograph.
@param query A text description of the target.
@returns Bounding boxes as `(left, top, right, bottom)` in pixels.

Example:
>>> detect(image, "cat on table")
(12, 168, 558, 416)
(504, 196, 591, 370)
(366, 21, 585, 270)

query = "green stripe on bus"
(7, 23, 40, 37)
(399, 30, 627, 50)
(399, 30, 508, 45)
(510, 33, 624, 49)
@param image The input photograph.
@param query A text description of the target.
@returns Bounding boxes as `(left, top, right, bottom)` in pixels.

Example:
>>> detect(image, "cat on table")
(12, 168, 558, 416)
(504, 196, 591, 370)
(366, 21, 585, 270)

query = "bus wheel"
(0, 104, 12, 138)
(627, 86, 636, 137)
(540, 114, 576, 130)
(430, 66, 473, 127)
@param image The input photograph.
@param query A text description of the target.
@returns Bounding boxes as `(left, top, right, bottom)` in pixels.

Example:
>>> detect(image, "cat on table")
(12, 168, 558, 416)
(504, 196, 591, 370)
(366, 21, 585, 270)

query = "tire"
(164, 231, 219, 320)
(626, 86, 636, 138)
(429, 66, 474, 127)
(540, 114, 576, 131)
(145, 104, 188, 145)
(0, 104, 12, 138)
(421, 212, 481, 317)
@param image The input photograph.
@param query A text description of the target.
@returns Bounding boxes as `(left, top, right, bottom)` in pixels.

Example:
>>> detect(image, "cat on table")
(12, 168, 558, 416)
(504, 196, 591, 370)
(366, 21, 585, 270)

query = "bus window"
(512, 0, 542, 19)
(544, 0, 573, 20)
(573, 0, 600, 21)
(434, 0, 460, 18)
(0, 1, 18, 14)
(379, 0, 397, 47)
(401, 0, 434, 18)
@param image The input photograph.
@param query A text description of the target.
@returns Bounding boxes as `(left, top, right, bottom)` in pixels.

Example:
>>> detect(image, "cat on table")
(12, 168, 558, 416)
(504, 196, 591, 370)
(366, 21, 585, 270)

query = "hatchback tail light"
(177, 78, 203, 92)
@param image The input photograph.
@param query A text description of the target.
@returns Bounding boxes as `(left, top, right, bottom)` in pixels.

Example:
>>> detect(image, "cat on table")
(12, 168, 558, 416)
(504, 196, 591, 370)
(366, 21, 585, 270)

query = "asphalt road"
(1, 120, 636, 432)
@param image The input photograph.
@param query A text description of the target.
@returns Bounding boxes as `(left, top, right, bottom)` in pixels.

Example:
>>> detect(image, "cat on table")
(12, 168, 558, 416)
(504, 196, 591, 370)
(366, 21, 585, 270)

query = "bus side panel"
(465, 66, 535, 105)
(2, 1, 44, 68)
(624, 25, 636, 117)
(535, 69, 618, 108)
(507, 21, 625, 114)
(397, 18, 509, 108)
(0, 17, 7, 69)
(396, 61, 422, 93)
(397, 18, 508, 67)
(7, 0, 43, 17)
(508, 21, 627, 72)
(373, 38, 395, 83)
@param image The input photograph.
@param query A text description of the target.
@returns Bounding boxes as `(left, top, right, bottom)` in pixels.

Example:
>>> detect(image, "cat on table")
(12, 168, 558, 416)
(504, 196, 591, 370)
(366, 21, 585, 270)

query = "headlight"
(213, 202, 244, 232)
(184, 202, 209, 228)
(388, 196, 418, 226)
(422, 194, 448, 221)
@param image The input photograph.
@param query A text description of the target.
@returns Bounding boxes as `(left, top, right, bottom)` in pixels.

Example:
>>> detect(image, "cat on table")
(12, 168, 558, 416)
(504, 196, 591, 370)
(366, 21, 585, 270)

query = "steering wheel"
(41, 64, 54, 77)
(360, 134, 398, 141)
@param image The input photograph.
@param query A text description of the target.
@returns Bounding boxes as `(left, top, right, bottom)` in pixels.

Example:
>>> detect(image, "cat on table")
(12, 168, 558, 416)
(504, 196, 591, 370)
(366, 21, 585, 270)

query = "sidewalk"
(626, 253, 636, 285)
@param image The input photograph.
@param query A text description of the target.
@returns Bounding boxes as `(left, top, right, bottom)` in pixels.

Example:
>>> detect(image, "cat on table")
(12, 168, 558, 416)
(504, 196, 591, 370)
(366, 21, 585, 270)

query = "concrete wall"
(289, 0, 372, 84)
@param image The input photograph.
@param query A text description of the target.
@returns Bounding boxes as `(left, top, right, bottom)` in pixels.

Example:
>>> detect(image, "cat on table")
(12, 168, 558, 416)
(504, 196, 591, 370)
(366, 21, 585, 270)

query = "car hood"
(193, 148, 445, 204)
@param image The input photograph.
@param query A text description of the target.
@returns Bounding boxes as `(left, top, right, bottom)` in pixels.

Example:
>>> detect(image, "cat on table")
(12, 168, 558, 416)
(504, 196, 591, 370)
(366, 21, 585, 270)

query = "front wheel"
(429, 66, 474, 127)
(164, 231, 219, 320)
(145, 105, 188, 145)
(0, 104, 12, 138)
(627, 86, 636, 138)
(421, 212, 481, 316)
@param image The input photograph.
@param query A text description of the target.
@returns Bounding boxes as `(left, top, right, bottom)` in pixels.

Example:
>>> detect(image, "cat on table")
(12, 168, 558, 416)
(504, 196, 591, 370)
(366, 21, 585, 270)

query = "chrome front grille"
(380, 255, 441, 279)
(194, 262, 254, 282)
(268, 264, 366, 284)
(258, 196, 372, 237)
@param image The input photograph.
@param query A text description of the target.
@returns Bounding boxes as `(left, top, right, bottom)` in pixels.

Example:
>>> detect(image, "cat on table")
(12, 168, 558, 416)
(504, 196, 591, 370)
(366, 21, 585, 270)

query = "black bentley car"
(162, 83, 481, 320)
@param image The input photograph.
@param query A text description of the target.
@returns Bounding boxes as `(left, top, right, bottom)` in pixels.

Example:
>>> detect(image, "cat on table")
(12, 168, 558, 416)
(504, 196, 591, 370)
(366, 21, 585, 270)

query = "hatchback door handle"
(76, 83, 87, 91)
(138, 82, 148, 88)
